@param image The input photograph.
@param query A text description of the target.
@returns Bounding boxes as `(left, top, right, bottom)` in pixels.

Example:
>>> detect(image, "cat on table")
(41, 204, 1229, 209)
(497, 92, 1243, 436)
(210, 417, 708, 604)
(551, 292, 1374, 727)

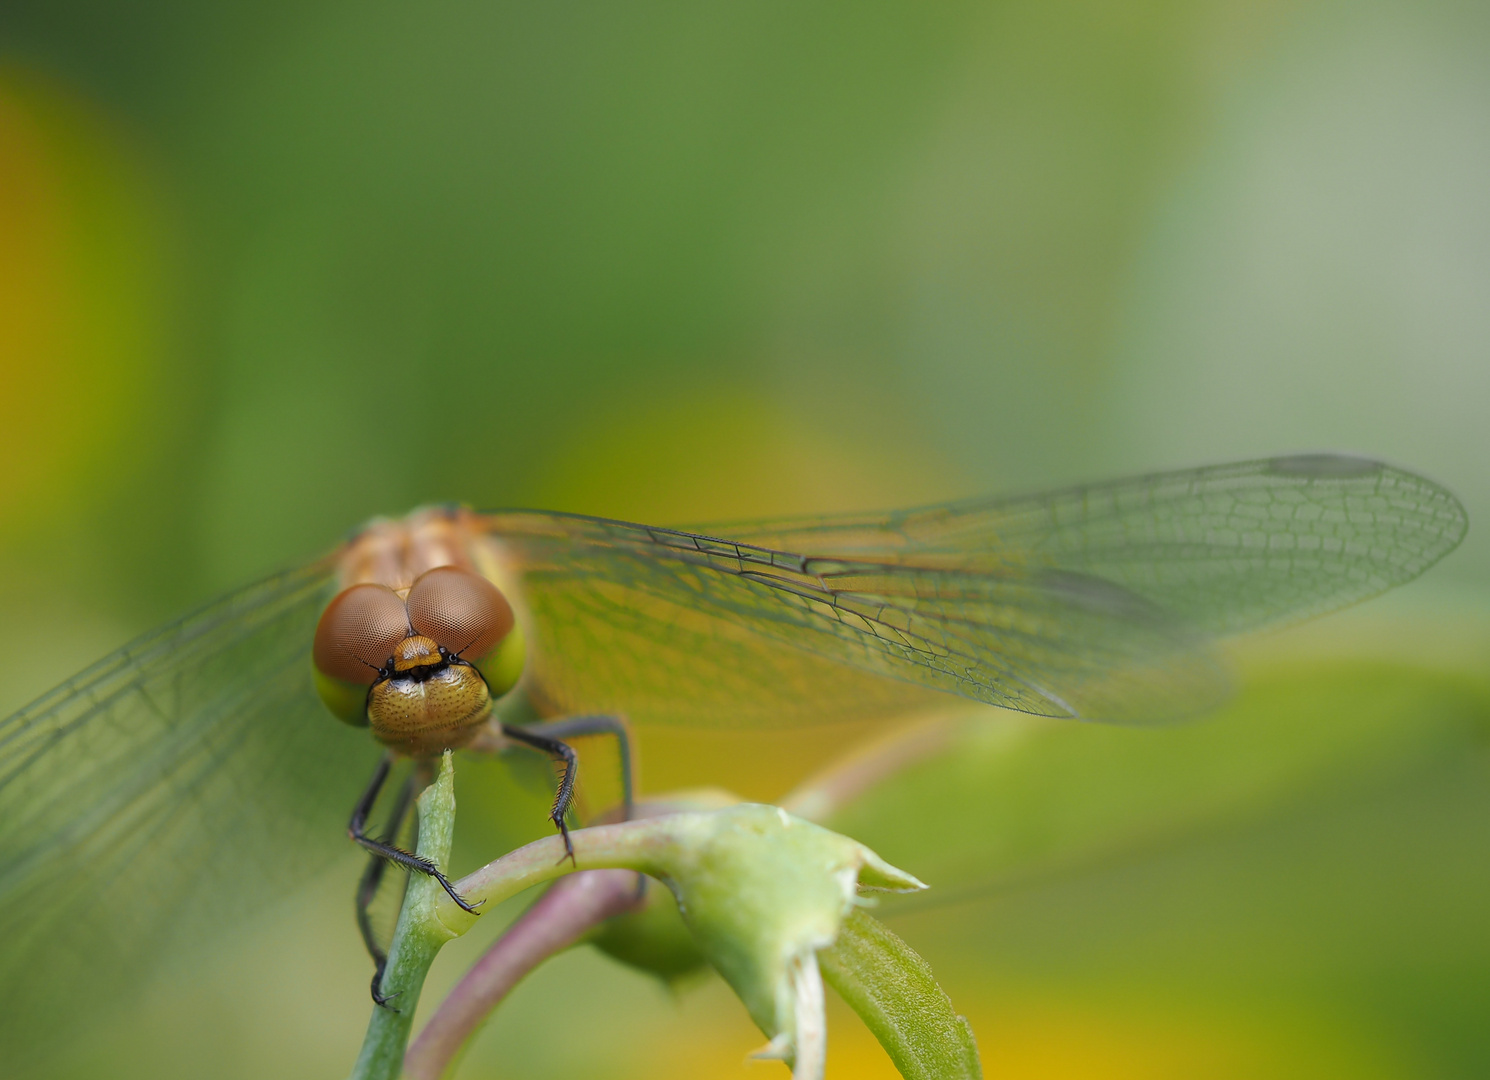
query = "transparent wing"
(479, 455, 1466, 729)
(0, 556, 378, 1040)
(0, 453, 1463, 1045)
(706, 454, 1468, 634)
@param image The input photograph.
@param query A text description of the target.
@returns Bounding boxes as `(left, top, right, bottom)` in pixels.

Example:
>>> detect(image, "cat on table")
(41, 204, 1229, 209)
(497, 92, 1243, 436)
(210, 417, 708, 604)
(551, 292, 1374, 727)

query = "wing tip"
(1266, 452, 1469, 548)
(1265, 453, 1384, 479)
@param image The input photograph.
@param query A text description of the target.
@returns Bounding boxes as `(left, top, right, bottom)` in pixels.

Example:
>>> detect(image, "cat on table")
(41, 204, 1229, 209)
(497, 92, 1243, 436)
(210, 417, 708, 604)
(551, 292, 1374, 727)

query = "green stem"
(348, 752, 460, 1080)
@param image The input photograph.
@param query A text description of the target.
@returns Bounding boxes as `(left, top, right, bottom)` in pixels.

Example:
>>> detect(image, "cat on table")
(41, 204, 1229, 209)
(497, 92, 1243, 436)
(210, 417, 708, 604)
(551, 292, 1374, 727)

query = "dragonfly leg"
(354, 766, 417, 1009)
(500, 724, 580, 866)
(348, 755, 484, 918)
(513, 714, 634, 823)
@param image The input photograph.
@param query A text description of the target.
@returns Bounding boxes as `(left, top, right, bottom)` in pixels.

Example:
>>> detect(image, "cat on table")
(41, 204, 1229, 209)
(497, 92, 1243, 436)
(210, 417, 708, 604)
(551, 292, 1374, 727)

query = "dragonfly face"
(312, 564, 523, 757)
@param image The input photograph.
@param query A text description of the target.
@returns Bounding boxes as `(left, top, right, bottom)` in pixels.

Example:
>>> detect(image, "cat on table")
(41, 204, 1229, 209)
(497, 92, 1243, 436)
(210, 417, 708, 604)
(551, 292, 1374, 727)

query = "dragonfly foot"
(554, 816, 577, 868)
(429, 868, 483, 914)
(371, 969, 402, 1011)
(405, 852, 482, 914)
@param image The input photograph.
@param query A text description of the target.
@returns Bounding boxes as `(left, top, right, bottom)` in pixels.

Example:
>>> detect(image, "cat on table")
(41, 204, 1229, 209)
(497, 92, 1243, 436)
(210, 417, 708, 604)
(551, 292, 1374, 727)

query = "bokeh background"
(2, 0, 1489, 1077)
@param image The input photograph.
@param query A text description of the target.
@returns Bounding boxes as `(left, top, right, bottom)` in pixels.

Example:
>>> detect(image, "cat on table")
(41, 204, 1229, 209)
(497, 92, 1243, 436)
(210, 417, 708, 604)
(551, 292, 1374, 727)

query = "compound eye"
(406, 566, 514, 660)
(313, 583, 411, 683)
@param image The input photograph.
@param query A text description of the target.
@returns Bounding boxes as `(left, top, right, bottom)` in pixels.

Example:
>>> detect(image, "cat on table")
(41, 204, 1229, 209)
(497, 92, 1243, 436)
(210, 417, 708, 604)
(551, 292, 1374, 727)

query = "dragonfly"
(0, 455, 1467, 1040)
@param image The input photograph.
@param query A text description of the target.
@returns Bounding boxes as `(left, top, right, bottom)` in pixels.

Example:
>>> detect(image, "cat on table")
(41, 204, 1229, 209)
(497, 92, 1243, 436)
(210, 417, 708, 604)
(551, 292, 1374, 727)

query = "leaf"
(819, 907, 982, 1080)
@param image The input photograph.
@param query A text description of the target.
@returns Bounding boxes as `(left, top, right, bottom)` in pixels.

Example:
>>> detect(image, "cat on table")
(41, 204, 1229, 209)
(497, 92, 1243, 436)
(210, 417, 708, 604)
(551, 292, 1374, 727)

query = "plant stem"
(403, 869, 643, 1080)
(779, 713, 963, 822)
(348, 752, 460, 1080)
(790, 952, 826, 1079)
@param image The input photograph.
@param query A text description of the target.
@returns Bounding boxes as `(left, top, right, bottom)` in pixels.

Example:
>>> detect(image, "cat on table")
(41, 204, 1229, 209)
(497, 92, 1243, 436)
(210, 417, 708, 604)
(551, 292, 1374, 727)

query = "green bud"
(641, 804, 925, 1069)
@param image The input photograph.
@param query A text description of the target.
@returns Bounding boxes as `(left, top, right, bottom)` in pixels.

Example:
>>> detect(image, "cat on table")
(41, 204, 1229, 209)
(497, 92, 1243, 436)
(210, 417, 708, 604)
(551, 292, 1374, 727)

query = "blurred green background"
(2, 0, 1488, 1076)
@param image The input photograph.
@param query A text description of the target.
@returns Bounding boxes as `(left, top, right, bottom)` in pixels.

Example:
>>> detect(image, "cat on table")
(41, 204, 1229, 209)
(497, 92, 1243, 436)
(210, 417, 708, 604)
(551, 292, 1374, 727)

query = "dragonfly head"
(311, 565, 525, 755)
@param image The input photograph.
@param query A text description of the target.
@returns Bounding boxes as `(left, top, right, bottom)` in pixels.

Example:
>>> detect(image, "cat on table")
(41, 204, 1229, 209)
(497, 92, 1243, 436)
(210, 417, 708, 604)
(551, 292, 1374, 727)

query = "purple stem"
(403, 869, 645, 1080)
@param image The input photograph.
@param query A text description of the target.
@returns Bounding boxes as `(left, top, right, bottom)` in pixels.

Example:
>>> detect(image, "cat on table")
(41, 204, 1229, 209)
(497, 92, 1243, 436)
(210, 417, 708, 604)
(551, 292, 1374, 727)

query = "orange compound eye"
(313, 583, 412, 684)
(405, 566, 514, 660)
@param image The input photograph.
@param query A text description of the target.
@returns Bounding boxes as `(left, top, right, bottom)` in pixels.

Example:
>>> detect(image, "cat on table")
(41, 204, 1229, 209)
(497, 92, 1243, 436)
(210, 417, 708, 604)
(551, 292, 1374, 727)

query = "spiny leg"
(349, 753, 484, 1003)
(520, 715, 646, 899)
(500, 724, 580, 865)
(518, 715, 635, 823)
(350, 754, 481, 911)
(354, 766, 416, 1008)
